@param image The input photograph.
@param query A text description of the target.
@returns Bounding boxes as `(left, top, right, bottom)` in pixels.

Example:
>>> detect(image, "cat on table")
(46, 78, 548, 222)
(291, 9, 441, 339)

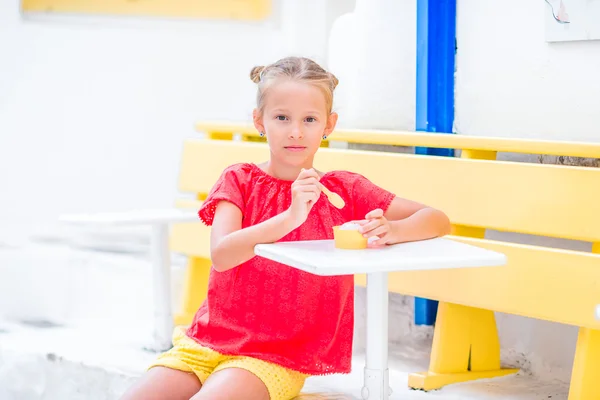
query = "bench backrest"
(170, 135, 600, 330)
(177, 139, 600, 243)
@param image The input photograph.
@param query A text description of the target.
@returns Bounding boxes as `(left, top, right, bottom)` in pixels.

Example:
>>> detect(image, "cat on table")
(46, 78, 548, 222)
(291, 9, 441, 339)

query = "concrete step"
(0, 320, 569, 400)
(0, 239, 572, 399)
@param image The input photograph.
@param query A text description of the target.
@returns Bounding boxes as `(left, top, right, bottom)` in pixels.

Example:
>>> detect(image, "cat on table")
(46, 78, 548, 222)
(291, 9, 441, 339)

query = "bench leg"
(174, 257, 211, 326)
(147, 223, 174, 352)
(408, 302, 518, 390)
(362, 272, 391, 399)
(568, 327, 600, 400)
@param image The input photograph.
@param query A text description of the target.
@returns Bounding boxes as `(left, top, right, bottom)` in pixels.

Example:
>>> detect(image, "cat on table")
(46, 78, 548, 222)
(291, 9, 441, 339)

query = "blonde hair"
(250, 57, 339, 115)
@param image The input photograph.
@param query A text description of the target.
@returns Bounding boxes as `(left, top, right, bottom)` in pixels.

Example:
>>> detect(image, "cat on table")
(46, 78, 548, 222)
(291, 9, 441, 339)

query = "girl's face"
(253, 80, 337, 171)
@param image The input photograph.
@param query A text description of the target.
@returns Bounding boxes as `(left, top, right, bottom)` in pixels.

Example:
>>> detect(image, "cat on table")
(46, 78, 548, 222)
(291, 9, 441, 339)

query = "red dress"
(187, 163, 395, 375)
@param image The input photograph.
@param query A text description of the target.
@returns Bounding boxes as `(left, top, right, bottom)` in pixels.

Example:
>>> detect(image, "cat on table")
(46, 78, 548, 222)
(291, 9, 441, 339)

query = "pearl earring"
(259, 131, 264, 137)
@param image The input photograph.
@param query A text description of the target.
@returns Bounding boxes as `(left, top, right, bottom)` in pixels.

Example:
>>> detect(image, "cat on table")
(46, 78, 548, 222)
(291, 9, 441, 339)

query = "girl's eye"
(276, 115, 287, 121)
(306, 117, 316, 123)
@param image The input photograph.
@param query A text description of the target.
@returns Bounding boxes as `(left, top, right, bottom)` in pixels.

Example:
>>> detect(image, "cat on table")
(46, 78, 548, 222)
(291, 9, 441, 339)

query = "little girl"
(121, 56, 450, 400)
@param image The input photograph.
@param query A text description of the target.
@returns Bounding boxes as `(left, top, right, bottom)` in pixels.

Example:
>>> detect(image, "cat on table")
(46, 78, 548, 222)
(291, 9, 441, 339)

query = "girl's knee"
(194, 368, 270, 400)
(119, 367, 202, 400)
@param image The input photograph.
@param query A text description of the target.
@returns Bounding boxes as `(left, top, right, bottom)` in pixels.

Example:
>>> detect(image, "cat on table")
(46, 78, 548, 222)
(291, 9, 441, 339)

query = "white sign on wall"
(545, 0, 600, 42)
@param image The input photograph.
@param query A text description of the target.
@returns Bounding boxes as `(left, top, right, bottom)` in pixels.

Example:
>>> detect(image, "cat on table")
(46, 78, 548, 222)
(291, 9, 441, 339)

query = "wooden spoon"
(301, 168, 345, 209)
(319, 182, 345, 209)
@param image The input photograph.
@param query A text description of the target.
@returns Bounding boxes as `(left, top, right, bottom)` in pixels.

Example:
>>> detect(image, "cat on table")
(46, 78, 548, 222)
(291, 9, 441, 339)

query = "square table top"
(254, 237, 507, 276)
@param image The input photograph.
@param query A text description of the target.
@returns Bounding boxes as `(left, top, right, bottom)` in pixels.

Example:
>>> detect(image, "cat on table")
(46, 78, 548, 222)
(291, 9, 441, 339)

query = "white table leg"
(147, 223, 174, 352)
(361, 272, 391, 399)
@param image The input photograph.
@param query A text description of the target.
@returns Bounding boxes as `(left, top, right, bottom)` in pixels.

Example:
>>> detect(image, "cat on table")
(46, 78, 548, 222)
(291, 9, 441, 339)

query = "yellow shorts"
(148, 327, 309, 400)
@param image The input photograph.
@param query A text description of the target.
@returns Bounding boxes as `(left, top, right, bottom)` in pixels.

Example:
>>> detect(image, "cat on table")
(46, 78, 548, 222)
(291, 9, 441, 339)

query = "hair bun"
(329, 73, 340, 90)
(250, 66, 265, 83)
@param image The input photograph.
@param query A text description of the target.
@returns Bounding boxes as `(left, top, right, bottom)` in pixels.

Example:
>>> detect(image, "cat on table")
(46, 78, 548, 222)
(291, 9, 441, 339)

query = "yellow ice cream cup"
(333, 224, 368, 249)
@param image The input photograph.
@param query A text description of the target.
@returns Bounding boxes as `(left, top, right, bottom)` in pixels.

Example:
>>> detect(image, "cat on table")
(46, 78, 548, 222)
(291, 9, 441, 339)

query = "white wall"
(0, 0, 354, 244)
(0, 5, 269, 242)
(455, 0, 600, 142)
(328, 0, 417, 130)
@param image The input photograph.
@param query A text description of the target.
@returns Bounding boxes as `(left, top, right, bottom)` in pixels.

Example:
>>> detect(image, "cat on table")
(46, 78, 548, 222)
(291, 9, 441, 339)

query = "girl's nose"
(289, 123, 304, 139)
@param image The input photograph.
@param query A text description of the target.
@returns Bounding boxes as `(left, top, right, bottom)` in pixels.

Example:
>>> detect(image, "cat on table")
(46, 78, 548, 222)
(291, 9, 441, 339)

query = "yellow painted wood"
(354, 274, 367, 287)
(449, 149, 495, 238)
(416, 147, 501, 389)
(568, 328, 600, 399)
(195, 121, 600, 158)
(197, 193, 208, 201)
(207, 131, 235, 141)
(171, 131, 259, 325)
(169, 222, 211, 258)
(408, 303, 518, 390)
(409, 368, 519, 391)
(172, 127, 269, 320)
(171, 197, 209, 326)
(389, 236, 600, 330)
(174, 198, 203, 209)
(22, 0, 271, 20)
(429, 303, 471, 374)
(174, 257, 212, 326)
(178, 140, 600, 243)
(170, 198, 204, 253)
(242, 135, 267, 143)
(461, 149, 497, 161)
(451, 225, 486, 238)
(407, 237, 600, 391)
(567, 244, 600, 399)
(173, 140, 600, 324)
(169, 219, 211, 326)
(469, 307, 502, 372)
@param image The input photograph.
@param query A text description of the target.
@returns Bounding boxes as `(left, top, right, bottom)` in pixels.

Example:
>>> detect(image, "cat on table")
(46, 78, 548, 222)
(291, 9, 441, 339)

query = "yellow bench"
(169, 122, 600, 400)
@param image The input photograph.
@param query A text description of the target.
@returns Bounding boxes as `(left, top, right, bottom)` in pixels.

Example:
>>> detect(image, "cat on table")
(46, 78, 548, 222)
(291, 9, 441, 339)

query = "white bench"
(60, 208, 199, 351)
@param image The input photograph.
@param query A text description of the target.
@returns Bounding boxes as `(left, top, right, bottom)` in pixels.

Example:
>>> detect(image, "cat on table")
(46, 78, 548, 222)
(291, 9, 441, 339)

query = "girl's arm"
(387, 197, 451, 242)
(387, 205, 451, 244)
(209, 201, 297, 272)
(360, 197, 451, 245)
(209, 168, 322, 272)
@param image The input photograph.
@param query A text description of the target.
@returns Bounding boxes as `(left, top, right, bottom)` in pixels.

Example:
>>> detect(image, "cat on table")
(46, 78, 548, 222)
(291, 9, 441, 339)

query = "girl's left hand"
(358, 208, 394, 246)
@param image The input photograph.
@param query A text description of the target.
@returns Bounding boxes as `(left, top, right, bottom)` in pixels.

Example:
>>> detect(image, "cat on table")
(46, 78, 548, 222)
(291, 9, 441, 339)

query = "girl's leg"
(190, 368, 269, 400)
(120, 366, 202, 400)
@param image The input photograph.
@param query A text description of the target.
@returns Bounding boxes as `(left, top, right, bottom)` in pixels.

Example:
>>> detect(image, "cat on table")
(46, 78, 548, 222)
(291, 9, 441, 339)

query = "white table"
(60, 208, 199, 351)
(254, 237, 507, 400)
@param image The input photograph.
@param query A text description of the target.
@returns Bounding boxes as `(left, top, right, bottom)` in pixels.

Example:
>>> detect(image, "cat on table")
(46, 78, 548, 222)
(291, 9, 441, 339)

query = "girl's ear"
(253, 108, 265, 135)
(323, 112, 338, 138)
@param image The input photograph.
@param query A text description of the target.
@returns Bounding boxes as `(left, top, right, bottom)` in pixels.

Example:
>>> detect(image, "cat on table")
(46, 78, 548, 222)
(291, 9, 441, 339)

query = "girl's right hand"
(287, 168, 322, 228)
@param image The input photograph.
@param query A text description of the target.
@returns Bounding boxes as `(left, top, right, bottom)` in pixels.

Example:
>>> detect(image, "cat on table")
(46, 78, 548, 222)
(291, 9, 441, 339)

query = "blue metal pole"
(414, 0, 457, 325)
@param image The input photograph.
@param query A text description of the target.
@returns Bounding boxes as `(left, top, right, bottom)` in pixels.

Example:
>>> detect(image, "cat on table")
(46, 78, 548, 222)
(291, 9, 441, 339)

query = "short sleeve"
(351, 173, 396, 221)
(198, 164, 247, 226)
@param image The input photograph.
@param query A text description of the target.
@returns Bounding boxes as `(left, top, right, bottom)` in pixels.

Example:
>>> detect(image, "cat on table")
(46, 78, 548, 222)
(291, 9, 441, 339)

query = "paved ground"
(0, 320, 569, 400)
(0, 238, 571, 399)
